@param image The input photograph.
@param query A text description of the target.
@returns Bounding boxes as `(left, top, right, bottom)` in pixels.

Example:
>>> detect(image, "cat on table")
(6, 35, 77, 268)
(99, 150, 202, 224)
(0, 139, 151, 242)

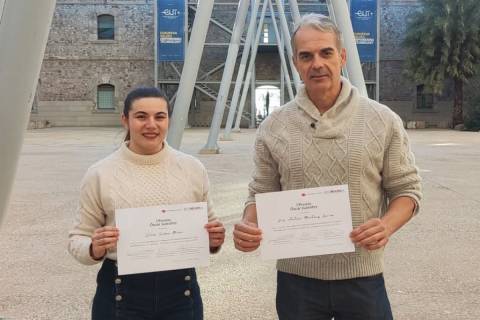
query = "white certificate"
(115, 202, 209, 275)
(256, 185, 355, 260)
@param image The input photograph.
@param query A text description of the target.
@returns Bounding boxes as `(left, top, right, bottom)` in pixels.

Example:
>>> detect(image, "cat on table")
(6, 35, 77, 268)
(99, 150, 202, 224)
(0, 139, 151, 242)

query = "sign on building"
(157, 0, 185, 61)
(350, 0, 377, 62)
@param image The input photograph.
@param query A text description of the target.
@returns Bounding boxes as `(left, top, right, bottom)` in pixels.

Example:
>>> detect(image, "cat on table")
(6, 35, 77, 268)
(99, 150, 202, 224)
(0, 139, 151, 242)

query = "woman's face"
(121, 97, 169, 155)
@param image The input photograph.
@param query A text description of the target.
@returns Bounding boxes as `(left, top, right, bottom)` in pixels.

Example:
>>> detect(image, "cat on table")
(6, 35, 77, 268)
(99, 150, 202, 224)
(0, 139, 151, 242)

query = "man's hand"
(205, 220, 225, 251)
(350, 218, 391, 251)
(233, 220, 262, 252)
(351, 197, 416, 251)
(233, 203, 262, 252)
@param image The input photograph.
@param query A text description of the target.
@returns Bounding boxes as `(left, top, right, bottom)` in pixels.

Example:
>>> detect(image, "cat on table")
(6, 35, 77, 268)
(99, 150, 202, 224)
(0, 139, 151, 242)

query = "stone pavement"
(0, 127, 479, 320)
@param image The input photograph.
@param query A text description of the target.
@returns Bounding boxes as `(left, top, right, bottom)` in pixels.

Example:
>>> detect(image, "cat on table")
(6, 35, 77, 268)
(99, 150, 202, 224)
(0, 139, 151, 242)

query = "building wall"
(31, 0, 154, 127)
(379, 0, 452, 127)
(32, 0, 453, 128)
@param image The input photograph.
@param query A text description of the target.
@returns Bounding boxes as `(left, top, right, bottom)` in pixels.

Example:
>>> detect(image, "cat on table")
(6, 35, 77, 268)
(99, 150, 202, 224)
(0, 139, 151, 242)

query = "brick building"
(30, 0, 453, 128)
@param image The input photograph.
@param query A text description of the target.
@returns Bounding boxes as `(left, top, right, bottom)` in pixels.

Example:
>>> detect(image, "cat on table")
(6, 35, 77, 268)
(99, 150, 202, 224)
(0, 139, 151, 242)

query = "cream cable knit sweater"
(68, 142, 216, 265)
(247, 78, 422, 280)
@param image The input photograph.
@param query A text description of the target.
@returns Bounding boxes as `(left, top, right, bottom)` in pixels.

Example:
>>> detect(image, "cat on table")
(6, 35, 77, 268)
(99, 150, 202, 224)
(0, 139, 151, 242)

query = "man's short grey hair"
(291, 13, 343, 55)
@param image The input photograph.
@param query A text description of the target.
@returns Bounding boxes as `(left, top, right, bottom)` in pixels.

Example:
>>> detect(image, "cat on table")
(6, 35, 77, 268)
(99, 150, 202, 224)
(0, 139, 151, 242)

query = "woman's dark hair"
(123, 87, 172, 141)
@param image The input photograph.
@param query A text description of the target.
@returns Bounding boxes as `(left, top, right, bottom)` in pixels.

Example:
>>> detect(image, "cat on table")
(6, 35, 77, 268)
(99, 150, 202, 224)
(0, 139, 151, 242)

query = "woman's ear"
(121, 114, 128, 130)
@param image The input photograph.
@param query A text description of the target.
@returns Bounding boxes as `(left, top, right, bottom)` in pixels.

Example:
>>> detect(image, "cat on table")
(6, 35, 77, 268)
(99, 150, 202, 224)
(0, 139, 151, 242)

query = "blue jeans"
(92, 259, 203, 320)
(276, 271, 393, 320)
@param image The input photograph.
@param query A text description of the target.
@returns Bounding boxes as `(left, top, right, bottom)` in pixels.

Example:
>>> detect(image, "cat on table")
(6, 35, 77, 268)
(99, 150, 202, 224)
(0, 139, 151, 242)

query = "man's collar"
(295, 77, 352, 121)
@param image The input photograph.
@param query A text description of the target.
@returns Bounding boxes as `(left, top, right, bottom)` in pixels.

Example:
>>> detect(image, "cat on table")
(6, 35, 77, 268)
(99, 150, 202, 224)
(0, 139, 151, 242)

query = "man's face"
(293, 27, 346, 99)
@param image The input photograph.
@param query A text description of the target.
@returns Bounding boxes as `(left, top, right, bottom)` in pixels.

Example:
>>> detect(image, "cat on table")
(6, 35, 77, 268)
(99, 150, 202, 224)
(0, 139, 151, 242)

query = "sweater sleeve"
(246, 126, 281, 207)
(382, 114, 422, 213)
(68, 168, 106, 265)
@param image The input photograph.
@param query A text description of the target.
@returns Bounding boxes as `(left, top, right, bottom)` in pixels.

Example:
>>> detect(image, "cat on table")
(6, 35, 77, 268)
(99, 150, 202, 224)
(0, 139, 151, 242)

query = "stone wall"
(32, 0, 454, 128)
(379, 0, 453, 127)
(30, 101, 121, 127)
(33, 0, 154, 126)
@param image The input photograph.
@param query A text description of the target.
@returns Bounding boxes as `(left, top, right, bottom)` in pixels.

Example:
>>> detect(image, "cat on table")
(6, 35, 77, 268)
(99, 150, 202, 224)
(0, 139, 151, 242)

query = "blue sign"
(350, 0, 377, 62)
(158, 0, 185, 61)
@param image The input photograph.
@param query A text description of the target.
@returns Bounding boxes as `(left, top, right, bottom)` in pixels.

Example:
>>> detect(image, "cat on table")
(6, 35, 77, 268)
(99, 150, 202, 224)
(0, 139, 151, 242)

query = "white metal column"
(330, 0, 368, 96)
(167, 0, 215, 149)
(222, 0, 261, 141)
(200, 0, 250, 153)
(274, 0, 301, 90)
(0, 0, 56, 225)
(288, 0, 301, 24)
(250, 62, 256, 128)
(280, 57, 285, 105)
(268, 0, 293, 100)
(233, 0, 269, 132)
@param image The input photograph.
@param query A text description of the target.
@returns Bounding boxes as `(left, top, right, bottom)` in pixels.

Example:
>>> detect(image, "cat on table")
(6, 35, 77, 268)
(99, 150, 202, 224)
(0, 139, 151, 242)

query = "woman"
(68, 87, 225, 319)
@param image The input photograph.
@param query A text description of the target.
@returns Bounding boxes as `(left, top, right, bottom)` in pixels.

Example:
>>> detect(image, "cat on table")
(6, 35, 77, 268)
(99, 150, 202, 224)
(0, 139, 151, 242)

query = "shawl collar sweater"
(247, 78, 422, 280)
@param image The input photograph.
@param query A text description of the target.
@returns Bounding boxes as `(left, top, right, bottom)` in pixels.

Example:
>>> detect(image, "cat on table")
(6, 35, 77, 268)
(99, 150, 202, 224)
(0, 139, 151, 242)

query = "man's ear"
(340, 48, 347, 67)
(292, 55, 301, 79)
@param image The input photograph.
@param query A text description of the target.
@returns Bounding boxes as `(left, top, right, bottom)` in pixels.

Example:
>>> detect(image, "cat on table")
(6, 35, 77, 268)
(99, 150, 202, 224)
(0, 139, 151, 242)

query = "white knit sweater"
(68, 142, 216, 265)
(247, 78, 422, 280)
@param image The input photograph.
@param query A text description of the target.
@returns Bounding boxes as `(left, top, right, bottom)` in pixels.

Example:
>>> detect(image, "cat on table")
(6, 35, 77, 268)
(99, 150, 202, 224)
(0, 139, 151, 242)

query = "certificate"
(115, 202, 209, 275)
(256, 185, 355, 260)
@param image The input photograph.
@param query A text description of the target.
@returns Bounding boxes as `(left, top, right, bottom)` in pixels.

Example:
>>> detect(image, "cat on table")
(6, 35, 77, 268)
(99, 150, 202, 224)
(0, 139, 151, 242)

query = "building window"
(366, 83, 377, 100)
(97, 84, 115, 110)
(97, 15, 114, 40)
(263, 23, 269, 43)
(416, 84, 434, 109)
(260, 18, 276, 45)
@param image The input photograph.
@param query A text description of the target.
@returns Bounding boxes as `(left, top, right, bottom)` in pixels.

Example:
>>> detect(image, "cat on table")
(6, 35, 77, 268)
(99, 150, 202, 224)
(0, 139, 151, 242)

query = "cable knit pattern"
(247, 78, 422, 280)
(68, 142, 216, 265)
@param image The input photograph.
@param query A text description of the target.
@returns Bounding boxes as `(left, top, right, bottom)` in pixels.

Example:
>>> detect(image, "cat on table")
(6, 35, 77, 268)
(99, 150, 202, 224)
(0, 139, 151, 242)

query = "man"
(233, 13, 422, 320)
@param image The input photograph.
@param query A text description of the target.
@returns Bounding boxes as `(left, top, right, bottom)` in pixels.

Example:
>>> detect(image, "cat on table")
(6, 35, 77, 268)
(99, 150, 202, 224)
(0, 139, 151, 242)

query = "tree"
(403, 0, 480, 127)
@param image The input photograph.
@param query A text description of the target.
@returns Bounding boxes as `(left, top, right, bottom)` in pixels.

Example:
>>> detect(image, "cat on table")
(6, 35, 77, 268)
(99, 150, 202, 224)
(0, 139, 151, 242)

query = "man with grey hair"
(233, 13, 422, 319)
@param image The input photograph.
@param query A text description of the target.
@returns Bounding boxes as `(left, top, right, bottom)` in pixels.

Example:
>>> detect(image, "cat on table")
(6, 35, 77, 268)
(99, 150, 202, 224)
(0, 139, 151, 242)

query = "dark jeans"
(92, 259, 203, 320)
(276, 271, 393, 320)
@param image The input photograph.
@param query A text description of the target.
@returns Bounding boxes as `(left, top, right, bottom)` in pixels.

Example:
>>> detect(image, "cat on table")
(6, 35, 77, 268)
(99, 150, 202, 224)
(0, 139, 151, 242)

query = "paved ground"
(0, 127, 479, 320)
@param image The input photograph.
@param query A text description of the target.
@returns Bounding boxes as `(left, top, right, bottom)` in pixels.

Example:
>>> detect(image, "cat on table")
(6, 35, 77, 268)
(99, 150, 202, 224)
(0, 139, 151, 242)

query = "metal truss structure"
(164, 0, 368, 151)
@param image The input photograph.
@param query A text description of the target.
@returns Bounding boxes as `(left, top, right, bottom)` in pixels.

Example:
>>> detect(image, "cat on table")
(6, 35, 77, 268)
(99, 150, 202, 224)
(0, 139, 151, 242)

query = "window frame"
(416, 84, 434, 110)
(96, 84, 116, 111)
(97, 14, 115, 40)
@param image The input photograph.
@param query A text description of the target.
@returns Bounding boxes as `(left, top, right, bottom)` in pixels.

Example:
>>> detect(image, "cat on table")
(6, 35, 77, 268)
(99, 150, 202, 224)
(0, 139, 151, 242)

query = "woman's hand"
(90, 226, 119, 260)
(205, 220, 225, 252)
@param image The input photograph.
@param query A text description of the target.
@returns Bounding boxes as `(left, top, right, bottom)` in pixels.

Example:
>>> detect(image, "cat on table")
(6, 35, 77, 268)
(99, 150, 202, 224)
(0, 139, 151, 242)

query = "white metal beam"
(233, 0, 269, 131)
(268, 0, 294, 100)
(167, 0, 215, 149)
(288, 0, 301, 24)
(222, 0, 261, 141)
(200, 0, 251, 153)
(250, 56, 256, 128)
(330, 0, 368, 96)
(0, 0, 56, 225)
(274, 0, 301, 91)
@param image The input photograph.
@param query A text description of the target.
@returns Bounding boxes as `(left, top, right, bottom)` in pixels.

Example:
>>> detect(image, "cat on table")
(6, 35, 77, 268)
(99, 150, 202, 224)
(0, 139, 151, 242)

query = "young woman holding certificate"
(68, 87, 225, 320)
